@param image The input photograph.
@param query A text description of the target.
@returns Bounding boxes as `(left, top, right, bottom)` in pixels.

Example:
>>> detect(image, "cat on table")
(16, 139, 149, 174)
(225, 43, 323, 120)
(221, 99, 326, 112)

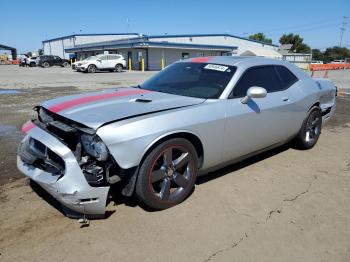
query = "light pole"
(339, 16, 348, 47)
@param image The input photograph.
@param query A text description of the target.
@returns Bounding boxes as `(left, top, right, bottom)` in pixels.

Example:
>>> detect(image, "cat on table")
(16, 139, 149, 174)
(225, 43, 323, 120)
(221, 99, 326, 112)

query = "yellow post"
(141, 58, 145, 72)
(161, 57, 164, 69)
(129, 58, 132, 71)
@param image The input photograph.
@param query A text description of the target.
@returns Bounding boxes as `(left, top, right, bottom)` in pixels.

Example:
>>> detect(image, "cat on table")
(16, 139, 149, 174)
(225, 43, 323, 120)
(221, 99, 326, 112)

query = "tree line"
(249, 32, 350, 62)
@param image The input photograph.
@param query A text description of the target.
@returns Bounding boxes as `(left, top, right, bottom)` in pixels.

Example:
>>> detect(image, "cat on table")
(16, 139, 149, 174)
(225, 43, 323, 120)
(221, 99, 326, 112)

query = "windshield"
(140, 62, 236, 99)
(84, 56, 97, 61)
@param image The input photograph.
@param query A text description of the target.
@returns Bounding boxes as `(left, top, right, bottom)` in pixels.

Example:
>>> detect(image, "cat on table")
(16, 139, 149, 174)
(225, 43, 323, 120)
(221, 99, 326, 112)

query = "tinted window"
(141, 62, 236, 99)
(231, 66, 282, 97)
(99, 56, 107, 60)
(275, 65, 298, 87)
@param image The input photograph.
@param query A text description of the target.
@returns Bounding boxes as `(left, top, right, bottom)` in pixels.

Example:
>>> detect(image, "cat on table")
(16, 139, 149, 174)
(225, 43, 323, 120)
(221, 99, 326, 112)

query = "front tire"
(135, 138, 198, 210)
(62, 62, 70, 68)
(294, 106, 322, 149)
(87, 64, 97, 73)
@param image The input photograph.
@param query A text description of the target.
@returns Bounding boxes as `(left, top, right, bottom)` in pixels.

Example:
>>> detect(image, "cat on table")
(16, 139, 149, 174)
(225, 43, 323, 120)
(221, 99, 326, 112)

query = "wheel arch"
(140, 131, 204, 170)
(308, 101, 320, 111)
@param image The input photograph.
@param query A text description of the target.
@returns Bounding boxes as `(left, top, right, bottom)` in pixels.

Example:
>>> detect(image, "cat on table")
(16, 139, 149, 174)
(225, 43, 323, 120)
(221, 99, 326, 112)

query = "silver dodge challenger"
(17, 56, 336, 218)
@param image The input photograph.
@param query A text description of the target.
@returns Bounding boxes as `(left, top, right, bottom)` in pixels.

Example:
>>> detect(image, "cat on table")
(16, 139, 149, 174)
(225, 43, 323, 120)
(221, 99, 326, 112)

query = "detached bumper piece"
(17, 124, 109, 218)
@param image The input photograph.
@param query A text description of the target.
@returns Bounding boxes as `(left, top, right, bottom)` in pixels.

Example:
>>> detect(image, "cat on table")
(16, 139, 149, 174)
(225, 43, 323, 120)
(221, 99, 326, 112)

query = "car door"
(97, 55, 109, 69)
(107, 55, 118, 68)
(223, 65, 297, 161)
(53, 56, 61, 66)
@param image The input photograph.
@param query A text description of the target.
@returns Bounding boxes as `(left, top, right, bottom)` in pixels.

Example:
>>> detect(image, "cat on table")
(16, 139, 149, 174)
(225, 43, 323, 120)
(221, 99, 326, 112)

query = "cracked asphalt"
(0, 66, 349, 262)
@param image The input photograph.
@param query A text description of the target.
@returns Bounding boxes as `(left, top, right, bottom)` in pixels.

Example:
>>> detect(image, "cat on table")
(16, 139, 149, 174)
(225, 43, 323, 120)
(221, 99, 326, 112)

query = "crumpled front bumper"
(17, 123, 109, 217)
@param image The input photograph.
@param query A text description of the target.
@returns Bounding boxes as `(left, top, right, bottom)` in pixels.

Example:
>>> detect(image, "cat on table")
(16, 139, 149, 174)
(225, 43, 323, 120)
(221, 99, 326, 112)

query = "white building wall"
(43, 42, 51, 56)
(74, 35, 137, 45)
(149, 36, 278, 54)
(43, 34, 137, 59)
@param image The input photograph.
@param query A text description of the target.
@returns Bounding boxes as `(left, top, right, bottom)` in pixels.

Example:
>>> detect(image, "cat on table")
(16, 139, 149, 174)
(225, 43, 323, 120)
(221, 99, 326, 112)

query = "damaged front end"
(17, 106, 130, 218)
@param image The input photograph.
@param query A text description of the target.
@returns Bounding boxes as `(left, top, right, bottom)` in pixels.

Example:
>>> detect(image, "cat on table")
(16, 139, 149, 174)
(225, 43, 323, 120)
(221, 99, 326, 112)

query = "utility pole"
(339, 16, 348, 47)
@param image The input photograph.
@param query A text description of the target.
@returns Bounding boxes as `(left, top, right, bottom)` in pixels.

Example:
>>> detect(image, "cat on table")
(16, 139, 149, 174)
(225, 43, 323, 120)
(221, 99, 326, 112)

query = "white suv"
(76, 54, 126, 73)
(26, 57, 40, 67)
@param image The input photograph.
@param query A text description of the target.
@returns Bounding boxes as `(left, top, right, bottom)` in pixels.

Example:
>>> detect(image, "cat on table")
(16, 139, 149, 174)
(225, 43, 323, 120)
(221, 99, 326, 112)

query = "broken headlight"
(80, 134, 109, 161)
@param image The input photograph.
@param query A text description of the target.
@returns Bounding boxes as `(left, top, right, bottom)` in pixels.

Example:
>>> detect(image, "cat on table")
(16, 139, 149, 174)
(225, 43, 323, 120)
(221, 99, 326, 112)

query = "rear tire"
(42, 62, 50, 68)
(115, 64, 123, 73)
(294, 106, 322, 149)
(135, 138, 198, 210)
(87, 65, 97, 73)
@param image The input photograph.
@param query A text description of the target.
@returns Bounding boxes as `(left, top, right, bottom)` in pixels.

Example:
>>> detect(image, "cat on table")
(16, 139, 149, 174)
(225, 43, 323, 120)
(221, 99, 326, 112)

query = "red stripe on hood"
(22, 121, 36, 133)
(48, 89, 151, 113)
(191, 56, 212, 63)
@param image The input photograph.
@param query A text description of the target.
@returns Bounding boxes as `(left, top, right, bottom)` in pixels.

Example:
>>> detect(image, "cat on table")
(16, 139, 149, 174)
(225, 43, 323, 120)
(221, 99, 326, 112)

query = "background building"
(43, 33, 281, 70)
(42, 33, 139, 60)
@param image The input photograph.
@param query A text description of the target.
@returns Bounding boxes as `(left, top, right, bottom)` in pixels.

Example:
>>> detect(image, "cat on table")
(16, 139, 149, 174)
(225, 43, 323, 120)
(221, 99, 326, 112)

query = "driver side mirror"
(241, 86, 267, 104)
(97, 59, 102, 62)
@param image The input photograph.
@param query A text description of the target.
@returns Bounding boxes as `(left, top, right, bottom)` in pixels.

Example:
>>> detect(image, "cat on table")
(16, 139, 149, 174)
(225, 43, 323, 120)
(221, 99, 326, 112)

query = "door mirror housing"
(241, 86, 267, 104)
(97, 59, 102, 62)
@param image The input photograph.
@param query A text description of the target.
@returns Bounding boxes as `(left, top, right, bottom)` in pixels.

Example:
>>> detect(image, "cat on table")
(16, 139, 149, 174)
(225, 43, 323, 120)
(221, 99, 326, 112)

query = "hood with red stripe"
(41, 87, 205, 130)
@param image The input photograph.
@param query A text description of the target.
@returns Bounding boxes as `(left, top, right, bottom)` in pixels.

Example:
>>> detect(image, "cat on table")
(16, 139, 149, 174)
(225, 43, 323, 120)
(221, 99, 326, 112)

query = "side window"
(99, 56, 108, 60)
(231, 66, 282, 98)
(108, 55, 120, 60)
(54, 56, 61, 60)
(275, 66, 298, 88)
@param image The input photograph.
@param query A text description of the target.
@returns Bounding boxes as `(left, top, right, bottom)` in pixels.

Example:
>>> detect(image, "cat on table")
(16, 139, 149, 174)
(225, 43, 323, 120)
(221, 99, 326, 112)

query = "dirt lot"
(0, 65, 349, 262)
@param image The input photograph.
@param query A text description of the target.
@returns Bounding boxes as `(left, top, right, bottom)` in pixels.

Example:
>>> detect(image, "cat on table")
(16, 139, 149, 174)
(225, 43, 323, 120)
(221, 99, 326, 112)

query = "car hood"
(42, 87, 205, 130)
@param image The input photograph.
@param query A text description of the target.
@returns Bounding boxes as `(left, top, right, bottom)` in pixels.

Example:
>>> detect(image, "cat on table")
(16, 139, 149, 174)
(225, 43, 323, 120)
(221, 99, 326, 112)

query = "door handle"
(282, 97, 289, 102)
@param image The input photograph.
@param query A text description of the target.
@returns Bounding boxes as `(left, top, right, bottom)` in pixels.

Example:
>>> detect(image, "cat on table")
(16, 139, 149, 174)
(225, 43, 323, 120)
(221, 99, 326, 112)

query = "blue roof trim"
(44, 33, 278, 47)
(65, 40, 236, 52)
(42, 33, 139, 43)
(142, 41, 236, 50)
(147, 33, 278, 47)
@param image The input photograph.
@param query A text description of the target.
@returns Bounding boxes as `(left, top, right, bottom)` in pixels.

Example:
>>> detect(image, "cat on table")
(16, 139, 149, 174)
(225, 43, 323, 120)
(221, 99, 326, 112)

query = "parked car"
(311, 60, 323, 64)
(75, 54, 126, 73)
(18, 54, 29, 67)
(330, 60, 345, 64)
(71, 60, 79, 70)
(26, 56, 39, 67)
(37, 55, 70, 68)
(17, 56, 336, 218)
(71, 56, 96, 70)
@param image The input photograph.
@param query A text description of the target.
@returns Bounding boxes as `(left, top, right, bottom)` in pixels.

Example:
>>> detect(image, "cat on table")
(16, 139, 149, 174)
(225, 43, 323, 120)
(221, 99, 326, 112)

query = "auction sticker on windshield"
(204, 64, 229, 72)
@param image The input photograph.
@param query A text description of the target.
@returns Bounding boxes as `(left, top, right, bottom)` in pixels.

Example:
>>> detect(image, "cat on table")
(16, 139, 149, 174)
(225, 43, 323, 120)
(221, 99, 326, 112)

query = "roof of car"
(181, 56, 288, 67)
(180, 56, 308, 80)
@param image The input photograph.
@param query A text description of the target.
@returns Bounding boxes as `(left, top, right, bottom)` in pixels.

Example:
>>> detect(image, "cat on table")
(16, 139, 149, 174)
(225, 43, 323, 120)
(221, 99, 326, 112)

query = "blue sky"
(1, 0, 349, 53)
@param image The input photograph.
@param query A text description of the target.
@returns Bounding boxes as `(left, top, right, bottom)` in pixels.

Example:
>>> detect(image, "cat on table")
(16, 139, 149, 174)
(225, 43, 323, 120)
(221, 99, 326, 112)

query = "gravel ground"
(0, 65, 349, 262)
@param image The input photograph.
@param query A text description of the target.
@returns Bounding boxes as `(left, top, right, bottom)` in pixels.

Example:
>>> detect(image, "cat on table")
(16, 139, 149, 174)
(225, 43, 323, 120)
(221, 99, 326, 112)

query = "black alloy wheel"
(136, 138, 198, 210)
